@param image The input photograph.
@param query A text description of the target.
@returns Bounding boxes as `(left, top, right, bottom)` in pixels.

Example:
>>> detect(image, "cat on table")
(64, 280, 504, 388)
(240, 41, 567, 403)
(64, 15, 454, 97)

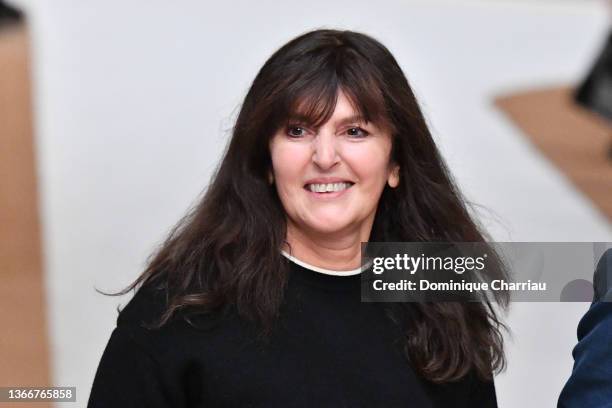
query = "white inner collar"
(281, 250, 364, 276)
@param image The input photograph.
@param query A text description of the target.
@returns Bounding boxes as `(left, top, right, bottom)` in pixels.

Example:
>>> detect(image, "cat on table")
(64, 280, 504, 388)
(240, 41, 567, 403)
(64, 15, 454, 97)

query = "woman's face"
(269, 90, 399, 238)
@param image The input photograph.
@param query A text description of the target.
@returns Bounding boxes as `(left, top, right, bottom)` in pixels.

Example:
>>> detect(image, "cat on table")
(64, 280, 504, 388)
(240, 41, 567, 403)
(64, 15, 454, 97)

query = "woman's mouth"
(305, 182, 354, 193)
(303, 182, 354, 198)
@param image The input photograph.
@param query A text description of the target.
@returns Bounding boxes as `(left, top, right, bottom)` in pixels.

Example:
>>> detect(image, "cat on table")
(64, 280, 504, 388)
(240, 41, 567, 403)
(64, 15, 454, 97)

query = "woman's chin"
(304, 218, 354, 235)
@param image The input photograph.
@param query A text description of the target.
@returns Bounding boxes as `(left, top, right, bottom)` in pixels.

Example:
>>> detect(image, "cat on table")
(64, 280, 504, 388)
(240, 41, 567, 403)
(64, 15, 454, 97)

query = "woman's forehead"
(283, 89, 389, 129)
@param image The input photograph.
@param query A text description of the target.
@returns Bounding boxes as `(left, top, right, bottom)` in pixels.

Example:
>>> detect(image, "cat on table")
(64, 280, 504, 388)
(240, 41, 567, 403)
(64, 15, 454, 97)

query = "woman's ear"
(267, 170, 274, 185)
(387, 165, 400, 188)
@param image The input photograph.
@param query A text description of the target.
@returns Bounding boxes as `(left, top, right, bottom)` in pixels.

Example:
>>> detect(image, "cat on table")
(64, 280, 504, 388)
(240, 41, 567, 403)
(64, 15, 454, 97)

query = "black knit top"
(88, 255, 497, 407)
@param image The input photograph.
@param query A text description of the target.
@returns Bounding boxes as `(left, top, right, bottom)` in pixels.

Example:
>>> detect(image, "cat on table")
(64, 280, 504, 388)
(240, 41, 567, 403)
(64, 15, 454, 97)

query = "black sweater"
(88, 256, 498, 407)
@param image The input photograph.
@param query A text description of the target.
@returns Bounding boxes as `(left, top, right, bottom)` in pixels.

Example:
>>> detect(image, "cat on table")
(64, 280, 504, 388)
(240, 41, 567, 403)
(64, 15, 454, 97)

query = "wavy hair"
(111, 29, 508, 383)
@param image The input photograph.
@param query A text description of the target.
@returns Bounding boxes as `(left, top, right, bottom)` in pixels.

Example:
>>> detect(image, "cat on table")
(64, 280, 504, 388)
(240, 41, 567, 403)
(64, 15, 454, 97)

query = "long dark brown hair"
(111, 29, 508, 384)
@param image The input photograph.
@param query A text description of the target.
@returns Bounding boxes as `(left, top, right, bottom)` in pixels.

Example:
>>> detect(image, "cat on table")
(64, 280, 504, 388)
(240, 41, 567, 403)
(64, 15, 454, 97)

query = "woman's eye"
(287, 126, 306, 137)
(346, 127, 369, 138)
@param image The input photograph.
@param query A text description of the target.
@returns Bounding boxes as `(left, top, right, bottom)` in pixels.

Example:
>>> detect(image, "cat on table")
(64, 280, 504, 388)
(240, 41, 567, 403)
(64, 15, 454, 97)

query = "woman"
(88, 29, 507, 407)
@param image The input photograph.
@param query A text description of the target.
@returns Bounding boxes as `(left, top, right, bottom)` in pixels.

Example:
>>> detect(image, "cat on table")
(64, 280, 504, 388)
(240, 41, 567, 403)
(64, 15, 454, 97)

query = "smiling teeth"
(307, 182, 352, 193)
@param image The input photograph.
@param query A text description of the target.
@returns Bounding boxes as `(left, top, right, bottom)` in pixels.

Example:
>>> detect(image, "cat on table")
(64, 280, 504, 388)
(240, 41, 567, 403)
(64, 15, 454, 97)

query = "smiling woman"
(270, 90, 399, 264)
(89, 29, 508, 407)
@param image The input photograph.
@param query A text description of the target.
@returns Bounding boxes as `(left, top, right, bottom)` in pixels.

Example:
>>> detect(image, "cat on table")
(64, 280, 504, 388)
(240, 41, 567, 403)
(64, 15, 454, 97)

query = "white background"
(9, 0, 612, 406)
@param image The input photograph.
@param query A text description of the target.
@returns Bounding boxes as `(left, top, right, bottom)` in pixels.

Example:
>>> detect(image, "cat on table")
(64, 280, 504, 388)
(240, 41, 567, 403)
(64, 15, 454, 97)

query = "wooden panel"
(496, 86, 612, 222)
(0, 22, 51, 407)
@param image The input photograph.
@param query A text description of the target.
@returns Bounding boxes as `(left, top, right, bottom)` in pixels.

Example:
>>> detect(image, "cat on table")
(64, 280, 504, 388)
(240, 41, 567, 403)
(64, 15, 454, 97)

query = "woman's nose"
(312, 133, 340, 169)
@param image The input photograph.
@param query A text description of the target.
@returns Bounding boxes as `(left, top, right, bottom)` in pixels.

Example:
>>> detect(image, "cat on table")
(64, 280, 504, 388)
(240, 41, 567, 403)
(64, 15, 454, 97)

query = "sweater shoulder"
(116, 282, 169, 330)
(115, 281, 236, 340)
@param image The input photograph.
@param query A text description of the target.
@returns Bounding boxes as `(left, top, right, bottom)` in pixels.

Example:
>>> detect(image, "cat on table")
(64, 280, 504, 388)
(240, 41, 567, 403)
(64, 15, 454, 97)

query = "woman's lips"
(303, 182, 354, 199)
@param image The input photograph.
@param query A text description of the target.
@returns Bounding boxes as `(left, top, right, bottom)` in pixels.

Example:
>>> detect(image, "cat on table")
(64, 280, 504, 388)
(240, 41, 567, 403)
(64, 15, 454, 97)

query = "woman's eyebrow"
(284, 114, 370, 128)
(335, 115, 369, 127)
(285, 114, 312, 124)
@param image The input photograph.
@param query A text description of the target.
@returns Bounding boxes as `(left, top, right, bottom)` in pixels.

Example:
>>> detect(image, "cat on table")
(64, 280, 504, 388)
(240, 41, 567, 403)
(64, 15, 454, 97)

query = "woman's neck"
(283, 223, 368, 271)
